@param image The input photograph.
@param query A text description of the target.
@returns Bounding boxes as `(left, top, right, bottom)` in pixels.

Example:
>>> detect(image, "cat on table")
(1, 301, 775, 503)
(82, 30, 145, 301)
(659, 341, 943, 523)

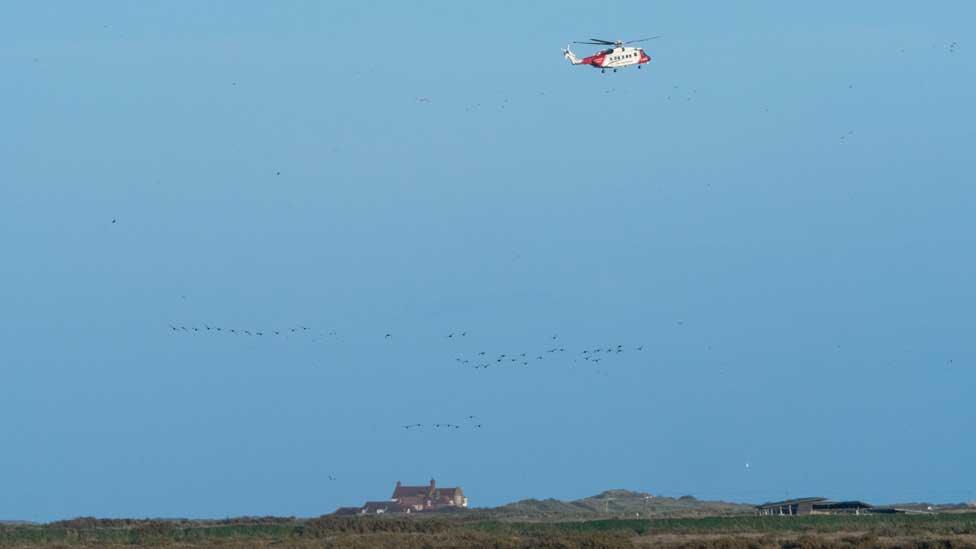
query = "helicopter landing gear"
(638, 64, 642, 69)
(613, 68, 618, 73)
(601, 69, 606, 74)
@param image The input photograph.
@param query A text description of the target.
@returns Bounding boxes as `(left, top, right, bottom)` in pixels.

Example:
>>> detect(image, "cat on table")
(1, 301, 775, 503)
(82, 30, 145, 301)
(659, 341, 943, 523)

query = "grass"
(472, 513, 976, 536)
(3, 513, 976, 547)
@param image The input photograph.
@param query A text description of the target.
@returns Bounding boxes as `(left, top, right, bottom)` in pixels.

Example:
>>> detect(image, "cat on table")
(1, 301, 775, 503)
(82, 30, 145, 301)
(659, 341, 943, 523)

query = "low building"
(756, 497, 874, 516)
(362, 501, 407, 515)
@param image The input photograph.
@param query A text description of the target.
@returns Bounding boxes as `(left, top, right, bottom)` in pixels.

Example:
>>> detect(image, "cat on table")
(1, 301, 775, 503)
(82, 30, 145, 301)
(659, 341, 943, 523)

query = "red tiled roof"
(393, 480, 464, 502)
(393, 486, 431, 498)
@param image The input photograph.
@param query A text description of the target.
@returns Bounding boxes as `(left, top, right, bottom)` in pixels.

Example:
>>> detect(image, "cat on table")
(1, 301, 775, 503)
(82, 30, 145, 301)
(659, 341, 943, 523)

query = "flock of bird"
(167, 325, 482, 341)
(167, 321, 648, 428)
(169, 323, 646, 371)
(455, 342, 645, 370)
(168, 324, 333, 338)
(402, 417, 483, 431)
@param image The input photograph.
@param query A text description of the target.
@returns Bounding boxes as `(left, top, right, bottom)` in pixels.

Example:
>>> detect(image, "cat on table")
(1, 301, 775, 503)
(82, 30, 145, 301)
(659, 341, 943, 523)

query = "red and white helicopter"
(563, 37, 659, 73)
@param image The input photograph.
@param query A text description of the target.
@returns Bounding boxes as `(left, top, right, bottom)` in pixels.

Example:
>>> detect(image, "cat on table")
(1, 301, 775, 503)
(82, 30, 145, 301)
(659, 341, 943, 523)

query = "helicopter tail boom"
(562, 45, 583, 65)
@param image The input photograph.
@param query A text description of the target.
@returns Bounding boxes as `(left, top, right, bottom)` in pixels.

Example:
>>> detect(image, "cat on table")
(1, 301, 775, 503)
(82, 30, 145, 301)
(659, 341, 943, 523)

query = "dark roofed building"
(362, 501, 407, 515)
(756, 498, 873, 516)
(756, 497, 826, 516)
(815, 501, 874, 513)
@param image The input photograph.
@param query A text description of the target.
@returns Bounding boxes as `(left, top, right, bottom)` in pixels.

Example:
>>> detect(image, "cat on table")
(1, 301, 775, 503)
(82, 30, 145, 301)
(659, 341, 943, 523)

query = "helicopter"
(563, 37, 659, 73)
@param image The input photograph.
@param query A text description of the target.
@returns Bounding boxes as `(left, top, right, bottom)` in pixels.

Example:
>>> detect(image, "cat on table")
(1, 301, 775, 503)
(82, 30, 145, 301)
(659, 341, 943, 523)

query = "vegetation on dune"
(475, 513, 976, 536)
(486, 490, 753, 520)
(4, 513, 976, 548)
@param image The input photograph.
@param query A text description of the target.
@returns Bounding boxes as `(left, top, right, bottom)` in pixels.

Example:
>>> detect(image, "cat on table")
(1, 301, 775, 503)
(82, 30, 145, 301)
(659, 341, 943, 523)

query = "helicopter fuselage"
(579, 46, 651, 70)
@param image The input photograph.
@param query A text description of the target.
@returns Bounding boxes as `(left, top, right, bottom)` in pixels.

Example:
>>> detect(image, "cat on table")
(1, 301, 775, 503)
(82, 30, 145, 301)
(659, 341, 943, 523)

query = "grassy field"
(3, 513, 976, 548)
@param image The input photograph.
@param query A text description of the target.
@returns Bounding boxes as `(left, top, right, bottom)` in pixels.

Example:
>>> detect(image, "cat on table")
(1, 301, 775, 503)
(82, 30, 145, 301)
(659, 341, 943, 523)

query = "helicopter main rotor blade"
(624, 36, 661, 44)
(588, 38, 617, 45)
(573, 41, 610, 45)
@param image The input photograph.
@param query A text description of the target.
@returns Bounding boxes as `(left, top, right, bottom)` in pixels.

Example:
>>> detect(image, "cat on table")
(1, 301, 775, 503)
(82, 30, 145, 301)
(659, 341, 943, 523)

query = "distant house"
(333, 478, 468, 516)
(756, 497, 874, 516)
(392, 479, 468, 511)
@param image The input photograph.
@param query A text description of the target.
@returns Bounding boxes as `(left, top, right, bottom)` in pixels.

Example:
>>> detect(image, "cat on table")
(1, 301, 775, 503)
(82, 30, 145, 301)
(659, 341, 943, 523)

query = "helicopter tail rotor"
(563, 45, 582, 65)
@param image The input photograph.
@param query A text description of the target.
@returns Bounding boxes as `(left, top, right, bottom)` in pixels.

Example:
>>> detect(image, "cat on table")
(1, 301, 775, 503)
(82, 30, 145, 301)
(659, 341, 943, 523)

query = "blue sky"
(1, 1, 974, 521)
